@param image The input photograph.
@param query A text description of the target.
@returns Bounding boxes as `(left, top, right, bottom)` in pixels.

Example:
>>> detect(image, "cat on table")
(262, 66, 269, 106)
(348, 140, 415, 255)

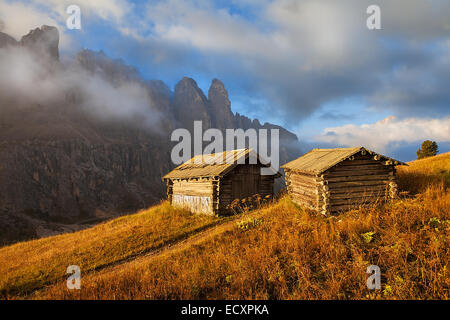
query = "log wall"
(219, 164, 275, 213)
(286, 153, 398, 215)
(285, 170, 321, 211)
(323, 154, 396, 214)
(167, 164, 276, 215)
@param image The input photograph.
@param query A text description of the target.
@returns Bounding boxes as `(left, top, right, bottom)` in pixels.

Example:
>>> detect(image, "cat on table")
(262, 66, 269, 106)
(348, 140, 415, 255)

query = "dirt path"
(94, 215, 240, 272)
(27, 211, 261, 298)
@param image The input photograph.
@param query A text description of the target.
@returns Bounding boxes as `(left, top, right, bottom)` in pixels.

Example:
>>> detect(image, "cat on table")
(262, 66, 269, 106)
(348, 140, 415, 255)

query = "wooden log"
(329, 191, 386, 200)
(339, 160, 386, 166)
(329, 198, 374, 206)
(289, 184, 319, 195)
(328, 164, 387, 172)
(290, 189, 318, 200)
(289, 170, 317, 178)
(324, 174, 392, 183)
(329, 196, 384, 206)
(290, 189, 319, 200)
(323, 169, 392, 178)
(329, 185, 388, 194)
(289, 179, 318, 189)
(327, 180, 390, 188)
(290, 173, 319, 181)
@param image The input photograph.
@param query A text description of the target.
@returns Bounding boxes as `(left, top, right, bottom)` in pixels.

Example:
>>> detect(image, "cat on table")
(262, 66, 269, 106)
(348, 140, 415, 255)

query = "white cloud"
(0, 0, 133, 50)
(0, 45, 162, 128)
(33, 0, 131, 24)
(0, 1, 62, 39)
(315, 116, 450, 153)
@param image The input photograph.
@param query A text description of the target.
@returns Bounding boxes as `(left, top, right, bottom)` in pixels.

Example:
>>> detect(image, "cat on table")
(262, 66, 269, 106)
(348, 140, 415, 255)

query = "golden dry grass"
(397, 152, 450, 194)
(0, 202, 219, 298)
(30, 153, 449, 300)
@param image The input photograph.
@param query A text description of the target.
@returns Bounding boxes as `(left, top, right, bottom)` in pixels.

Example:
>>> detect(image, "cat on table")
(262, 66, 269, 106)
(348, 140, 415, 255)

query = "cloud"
(3, 0, 450, 128)
(32, 0, 131, 24)
(0, 45, 162, 129)
(107, 0, 450, 125)
(314, 116, 450, 153)
(0, 0, 133, 50)
(0, 1, 63, 40)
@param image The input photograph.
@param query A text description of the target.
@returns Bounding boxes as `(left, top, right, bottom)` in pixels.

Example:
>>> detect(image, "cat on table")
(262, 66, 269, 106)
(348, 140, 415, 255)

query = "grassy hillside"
(397, 152, 450, 194)
(0, 202, 220, 297)
(3, 153, 450, 299)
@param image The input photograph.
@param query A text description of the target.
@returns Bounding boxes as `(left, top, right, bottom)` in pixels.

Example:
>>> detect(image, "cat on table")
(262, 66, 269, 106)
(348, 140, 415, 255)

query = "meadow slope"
(0, 202, 220, 297)
(2, 153, 450, 299)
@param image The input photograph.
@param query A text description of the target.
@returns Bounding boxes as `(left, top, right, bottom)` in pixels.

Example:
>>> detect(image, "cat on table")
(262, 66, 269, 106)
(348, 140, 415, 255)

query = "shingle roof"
(163, 149, 280, 180)
(281, 147, 406, 174)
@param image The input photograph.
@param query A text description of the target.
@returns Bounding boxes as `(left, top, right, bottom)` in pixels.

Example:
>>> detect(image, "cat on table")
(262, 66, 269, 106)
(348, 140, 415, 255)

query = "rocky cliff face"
(0, 26, 301, 245)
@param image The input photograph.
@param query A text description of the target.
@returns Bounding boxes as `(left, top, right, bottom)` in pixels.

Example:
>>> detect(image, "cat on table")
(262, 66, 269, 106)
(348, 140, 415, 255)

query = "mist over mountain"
(0, 26, 300, 245)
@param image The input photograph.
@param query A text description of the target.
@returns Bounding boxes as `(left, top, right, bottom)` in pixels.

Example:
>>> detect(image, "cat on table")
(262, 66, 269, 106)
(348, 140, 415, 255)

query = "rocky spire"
(173, 77, 212, 130)
(208, 78, 235, 130)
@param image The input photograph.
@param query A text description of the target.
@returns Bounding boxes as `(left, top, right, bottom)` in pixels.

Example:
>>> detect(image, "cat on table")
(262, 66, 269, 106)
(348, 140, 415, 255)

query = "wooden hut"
(282, 147, 406, 215)
(162, 149, 281, 215)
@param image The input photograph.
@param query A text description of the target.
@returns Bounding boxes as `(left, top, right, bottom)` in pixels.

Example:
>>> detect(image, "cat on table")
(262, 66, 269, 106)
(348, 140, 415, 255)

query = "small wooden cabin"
(282, 147, 406, 215)
(162, 149, 281, 215)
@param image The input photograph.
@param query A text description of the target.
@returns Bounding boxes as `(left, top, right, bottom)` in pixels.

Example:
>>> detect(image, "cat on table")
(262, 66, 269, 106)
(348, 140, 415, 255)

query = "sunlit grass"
(397, 152, 450, 194)
(0, 201, 219, 297)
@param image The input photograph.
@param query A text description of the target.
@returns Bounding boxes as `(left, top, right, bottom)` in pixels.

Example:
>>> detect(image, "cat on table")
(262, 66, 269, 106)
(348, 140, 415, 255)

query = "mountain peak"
(20, 25, 59, 60)
(174, 77, 207, 101)
(177, 77, 200, 89)
(210, 78, 224, 87)
(207, 78, 234, 129)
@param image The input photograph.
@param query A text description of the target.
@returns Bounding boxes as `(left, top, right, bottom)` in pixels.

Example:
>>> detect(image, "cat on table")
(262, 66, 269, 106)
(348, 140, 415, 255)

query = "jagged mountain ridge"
(0, 26, 300, 245)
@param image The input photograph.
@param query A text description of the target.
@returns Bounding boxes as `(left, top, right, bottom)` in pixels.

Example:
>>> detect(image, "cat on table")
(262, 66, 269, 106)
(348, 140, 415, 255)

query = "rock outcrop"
(0, 31, 18, 48)
(20, 25, 59, 60)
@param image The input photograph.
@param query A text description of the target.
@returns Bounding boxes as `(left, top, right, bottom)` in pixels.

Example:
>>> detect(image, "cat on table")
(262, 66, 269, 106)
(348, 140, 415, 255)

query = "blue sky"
(1, 0, 449, 161)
